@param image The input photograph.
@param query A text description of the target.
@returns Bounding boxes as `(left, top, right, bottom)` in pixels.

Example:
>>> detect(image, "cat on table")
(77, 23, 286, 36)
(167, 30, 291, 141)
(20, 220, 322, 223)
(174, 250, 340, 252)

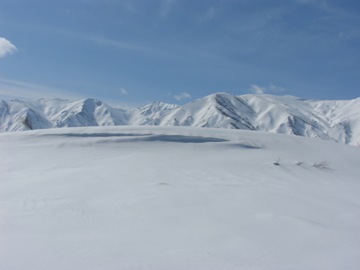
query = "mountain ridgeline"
(1, 93, 359, 146)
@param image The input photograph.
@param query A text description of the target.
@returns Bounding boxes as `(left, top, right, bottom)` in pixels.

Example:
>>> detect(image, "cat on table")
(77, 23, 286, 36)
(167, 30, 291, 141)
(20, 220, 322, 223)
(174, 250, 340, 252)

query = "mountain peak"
(1, 94, 359, 146)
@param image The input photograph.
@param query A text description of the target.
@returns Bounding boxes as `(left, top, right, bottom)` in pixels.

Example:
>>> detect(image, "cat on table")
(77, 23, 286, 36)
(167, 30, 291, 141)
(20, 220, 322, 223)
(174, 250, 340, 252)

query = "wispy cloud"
(268, 83, 286, 92)
(199, 6, 215, 23)
(249, 84, 266, 94)
(0, 77, 138, 108)
(90, 36, 157, 54)
(88, 34, 195, 62)
(0, 77, 82, 100)
(0, 37, 17, 58)
(173, 92, 192, 101)
(120, 88, 128, 95)
(249, 83, 285, 94)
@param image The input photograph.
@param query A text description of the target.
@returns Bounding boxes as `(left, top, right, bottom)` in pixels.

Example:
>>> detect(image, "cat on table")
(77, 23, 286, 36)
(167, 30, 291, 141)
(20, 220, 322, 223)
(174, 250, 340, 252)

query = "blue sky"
(0, 0, 359, 105)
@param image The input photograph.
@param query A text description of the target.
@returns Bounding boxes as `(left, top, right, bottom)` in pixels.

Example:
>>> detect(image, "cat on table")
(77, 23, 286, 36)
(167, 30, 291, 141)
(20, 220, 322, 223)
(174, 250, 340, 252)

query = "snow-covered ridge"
(1, 93, 360, 146)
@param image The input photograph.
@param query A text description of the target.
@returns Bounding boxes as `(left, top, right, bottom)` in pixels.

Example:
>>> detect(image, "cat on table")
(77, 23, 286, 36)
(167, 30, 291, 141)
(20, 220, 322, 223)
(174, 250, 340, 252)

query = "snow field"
(1, 126, 360, 270)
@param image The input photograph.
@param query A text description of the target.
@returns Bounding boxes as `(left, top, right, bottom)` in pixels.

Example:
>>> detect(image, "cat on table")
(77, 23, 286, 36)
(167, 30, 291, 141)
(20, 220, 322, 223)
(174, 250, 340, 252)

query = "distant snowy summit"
(1, 93, 360, 146)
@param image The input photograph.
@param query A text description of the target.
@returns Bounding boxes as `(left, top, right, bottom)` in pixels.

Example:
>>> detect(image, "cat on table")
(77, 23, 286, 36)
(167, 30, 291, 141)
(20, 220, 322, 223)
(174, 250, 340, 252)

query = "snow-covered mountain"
(1, 93, 360, 145)
(0, 98, 129, 131)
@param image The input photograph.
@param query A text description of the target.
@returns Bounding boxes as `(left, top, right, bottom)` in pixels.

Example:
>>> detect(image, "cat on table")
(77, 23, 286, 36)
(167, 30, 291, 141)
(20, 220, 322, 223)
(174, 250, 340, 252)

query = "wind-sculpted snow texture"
(1, 126, 360, 270)
(1, 93, 360, 145)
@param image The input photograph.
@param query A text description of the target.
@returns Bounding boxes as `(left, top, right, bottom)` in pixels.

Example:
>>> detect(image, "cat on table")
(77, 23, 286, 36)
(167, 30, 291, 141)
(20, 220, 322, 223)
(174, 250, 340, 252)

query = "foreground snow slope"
(1, 126, 360, 270)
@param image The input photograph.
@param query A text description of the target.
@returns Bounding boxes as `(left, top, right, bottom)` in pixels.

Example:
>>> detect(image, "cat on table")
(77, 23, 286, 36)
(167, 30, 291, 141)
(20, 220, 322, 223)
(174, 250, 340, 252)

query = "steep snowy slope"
(1, 126, 360, 270)
(1, 93, 360, 145)
(43, 98, 129, 128)
(0, 99, 52, 131)
(130, 101, 179, 125)
(146, 93, 257, 129)
(0, 98, 129, 131)
(308, 98, 360, 145)
(131, 93, 360, 145)
(239, 94, 331, 138)
(153, 93, 329, 136)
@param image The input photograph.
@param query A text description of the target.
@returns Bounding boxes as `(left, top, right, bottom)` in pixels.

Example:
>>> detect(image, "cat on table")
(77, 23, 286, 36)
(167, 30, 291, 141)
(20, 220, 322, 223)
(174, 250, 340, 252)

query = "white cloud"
(249, 83, 286, 94)
(269, 83, 286, 92)
(249, 84, 266, 94)
(173, 92, 192, 101)
(0, 37, 17, 58)
(120, 88, 128, 95)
